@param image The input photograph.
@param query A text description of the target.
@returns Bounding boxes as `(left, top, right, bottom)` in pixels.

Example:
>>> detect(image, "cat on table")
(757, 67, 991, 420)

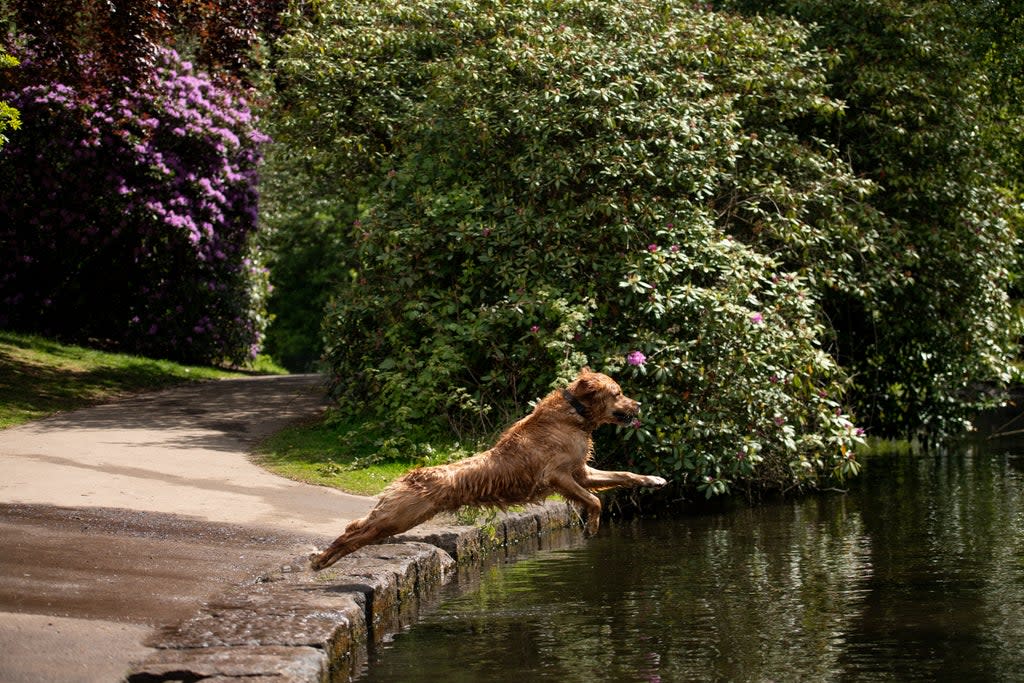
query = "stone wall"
(127, 500, 582, 682)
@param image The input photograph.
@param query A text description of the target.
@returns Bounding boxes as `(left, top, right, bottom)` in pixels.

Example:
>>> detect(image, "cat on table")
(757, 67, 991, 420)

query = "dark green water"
(358, 441, 1024, 682)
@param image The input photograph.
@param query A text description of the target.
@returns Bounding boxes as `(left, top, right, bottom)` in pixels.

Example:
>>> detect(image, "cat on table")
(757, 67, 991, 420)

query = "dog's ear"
(579, 366, 592, 375)
(570, 373, 598, 397)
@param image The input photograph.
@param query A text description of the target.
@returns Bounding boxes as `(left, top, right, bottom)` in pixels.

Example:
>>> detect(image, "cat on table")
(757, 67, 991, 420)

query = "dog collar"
(561, 388, 588, 420)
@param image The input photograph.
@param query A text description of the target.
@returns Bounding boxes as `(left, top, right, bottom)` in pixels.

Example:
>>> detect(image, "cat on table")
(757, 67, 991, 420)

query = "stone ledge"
(127, 500, 580, 682)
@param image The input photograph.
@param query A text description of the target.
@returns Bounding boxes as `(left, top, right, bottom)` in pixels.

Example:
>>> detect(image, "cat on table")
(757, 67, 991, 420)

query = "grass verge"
(0, 330, 284, 429)
(255, 413, 479, 496)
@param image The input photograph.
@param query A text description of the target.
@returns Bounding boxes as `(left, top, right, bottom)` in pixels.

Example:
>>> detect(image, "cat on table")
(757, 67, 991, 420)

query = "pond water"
(357, 436, 1024, 682)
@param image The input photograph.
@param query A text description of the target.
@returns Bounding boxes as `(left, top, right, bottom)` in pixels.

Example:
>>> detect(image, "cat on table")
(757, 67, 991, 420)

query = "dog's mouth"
(612, 410, 638, 425)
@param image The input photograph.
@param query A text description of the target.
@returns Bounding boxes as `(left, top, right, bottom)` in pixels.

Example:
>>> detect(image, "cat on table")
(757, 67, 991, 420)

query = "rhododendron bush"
(271, 0, 871, 495)
(0, 48, 269, 364)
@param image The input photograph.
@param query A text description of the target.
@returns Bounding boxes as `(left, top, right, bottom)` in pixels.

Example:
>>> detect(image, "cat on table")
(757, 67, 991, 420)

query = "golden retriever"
(310, 368, 667, 570)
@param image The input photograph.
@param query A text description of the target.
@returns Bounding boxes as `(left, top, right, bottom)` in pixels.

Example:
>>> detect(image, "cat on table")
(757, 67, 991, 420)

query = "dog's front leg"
(580, 465, 667, 491)
(551, 472, 604, 536)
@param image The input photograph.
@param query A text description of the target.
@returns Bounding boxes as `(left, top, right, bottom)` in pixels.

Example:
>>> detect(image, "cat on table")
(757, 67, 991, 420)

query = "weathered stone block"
(390, 524, 483, 564)
(127, 645, 327, 683)
(151, 580, 365, 666)
(313, 542, 453, 644)
(136, 499, 582, 682)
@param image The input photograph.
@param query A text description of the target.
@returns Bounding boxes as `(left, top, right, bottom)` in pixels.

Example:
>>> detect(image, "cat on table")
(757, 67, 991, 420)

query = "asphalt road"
(0, 374, 374, 682)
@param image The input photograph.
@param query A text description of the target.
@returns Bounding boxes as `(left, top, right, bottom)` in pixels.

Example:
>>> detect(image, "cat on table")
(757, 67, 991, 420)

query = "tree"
(2, 0, 285, 88)
(0, 0, 287, 364)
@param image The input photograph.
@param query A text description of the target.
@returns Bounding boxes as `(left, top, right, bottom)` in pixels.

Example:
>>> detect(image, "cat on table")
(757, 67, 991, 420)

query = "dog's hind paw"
(308, 550, 327, 571)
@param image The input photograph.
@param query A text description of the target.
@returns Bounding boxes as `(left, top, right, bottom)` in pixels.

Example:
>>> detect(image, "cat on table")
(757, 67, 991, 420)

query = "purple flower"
(647, 244, 659, 252)
(669, 244, 680, 253)
(530, 325, 539, 333)
(627, 350, 646, 366)
(750, 312, 764, 324)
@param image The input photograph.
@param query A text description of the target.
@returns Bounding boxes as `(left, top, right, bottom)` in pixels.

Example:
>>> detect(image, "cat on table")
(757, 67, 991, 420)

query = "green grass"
(0, 330, 283, 429)
(255, 413, 478, 496)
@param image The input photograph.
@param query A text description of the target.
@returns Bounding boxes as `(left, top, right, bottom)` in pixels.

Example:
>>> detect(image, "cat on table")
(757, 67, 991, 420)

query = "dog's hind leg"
(310, 489, 440, 570)
(309, 517, 379, 571)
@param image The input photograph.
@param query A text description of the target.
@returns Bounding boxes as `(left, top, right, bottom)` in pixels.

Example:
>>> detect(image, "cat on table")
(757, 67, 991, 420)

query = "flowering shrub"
(608, 228, 862, 495)
(274, 0, 870, 496)
(0, 48, 269, 364)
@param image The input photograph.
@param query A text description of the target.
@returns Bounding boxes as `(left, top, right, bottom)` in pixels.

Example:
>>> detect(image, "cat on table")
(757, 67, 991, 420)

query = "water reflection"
(358, 443, 1024, 682)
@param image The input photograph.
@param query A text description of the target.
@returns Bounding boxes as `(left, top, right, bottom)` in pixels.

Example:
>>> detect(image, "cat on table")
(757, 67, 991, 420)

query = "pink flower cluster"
(0, 48, 270, 364)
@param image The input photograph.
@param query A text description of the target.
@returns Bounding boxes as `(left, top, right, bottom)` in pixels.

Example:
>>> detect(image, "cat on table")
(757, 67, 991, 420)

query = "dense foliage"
(2, 0, 286, 87)
(269, 0, 877, 494)
(0, 47, 16, 146)
(0, 48, 270, 364)
(720, 0, 1020, 438)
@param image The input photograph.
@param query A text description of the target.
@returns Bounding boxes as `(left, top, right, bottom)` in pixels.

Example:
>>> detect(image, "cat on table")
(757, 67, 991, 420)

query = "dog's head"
(566, 368, 641, 426)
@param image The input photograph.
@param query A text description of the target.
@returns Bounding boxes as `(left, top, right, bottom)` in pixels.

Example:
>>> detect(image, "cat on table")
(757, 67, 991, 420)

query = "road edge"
(126, 500, 583, 682)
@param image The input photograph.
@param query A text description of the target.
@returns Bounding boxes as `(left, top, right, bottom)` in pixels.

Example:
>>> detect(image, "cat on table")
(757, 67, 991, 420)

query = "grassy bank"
(254, 414, 479, 496)
(0, 331, 283, 428)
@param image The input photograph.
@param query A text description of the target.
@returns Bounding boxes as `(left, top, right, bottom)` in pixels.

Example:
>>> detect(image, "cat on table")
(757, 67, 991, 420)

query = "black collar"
(561, 388, 588, 420)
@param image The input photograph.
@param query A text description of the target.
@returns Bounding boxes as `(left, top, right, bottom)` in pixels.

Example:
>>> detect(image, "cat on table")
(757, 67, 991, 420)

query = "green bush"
(721, 0, 1021, 438)
(0, 48, 18, 148)
(271, 0, 874, 495)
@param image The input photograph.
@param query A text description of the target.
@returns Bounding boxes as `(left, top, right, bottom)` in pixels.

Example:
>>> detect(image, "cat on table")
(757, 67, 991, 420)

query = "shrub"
(274, 0, 871, 495)
(720, 0, 1020, 438)
(0, 48, 270, 365)
(0, 48, 18, 148)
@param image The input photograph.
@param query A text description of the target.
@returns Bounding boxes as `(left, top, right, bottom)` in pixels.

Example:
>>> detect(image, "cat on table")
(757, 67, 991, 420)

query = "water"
(358, 440, 1024, 682)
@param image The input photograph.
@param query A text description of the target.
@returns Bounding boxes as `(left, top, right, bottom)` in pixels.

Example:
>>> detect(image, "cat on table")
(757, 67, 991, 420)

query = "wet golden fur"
(310, 368, 667, 570)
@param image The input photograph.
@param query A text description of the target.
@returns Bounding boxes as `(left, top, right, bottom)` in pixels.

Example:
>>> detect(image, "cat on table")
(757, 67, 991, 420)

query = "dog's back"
(397, 399, 590, 509)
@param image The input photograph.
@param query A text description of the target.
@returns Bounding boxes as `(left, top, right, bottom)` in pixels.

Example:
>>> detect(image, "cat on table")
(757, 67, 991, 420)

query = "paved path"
(0, 374, 374, 682)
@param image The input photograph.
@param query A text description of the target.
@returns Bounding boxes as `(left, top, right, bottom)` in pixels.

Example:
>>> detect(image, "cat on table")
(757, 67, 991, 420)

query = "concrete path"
(0, 374, 374, 683)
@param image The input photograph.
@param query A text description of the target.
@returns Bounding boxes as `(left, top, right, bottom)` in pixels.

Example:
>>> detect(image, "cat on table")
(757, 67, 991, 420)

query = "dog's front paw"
(645, 476, 668, 488)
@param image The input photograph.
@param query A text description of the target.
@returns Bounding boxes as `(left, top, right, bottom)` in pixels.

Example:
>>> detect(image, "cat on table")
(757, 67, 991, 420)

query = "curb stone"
(127, 500, 581, 682)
